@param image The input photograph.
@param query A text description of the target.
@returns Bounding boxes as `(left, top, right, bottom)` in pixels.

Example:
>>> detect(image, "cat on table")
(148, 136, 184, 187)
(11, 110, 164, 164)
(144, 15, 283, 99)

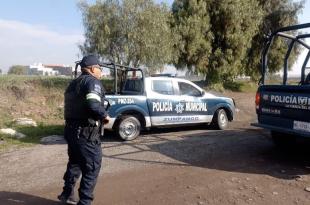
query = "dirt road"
(0, 92, 309, 205)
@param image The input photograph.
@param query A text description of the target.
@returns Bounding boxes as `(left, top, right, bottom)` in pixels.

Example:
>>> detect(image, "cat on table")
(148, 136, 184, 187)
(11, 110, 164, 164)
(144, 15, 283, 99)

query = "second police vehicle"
(252, 23, 310, 146)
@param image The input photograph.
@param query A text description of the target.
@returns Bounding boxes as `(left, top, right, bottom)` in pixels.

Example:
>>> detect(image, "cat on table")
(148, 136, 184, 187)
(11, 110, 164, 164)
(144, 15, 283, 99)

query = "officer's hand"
(103, 115, 110, 124)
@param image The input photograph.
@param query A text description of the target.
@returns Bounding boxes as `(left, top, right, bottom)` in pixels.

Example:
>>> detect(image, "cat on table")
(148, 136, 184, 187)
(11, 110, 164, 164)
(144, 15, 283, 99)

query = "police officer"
(58, 55, 109, 205)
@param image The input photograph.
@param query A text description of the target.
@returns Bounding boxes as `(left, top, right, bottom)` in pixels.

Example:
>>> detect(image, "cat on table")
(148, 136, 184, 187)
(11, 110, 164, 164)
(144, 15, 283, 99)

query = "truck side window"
(152, 80, 174, 95)
(304, 73, 310, 85)
(122, 79, 143, 95)
(178, 82, 201, 97)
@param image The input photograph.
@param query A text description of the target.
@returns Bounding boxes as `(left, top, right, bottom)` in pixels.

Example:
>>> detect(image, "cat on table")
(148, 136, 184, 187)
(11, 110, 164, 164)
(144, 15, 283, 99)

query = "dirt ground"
(0, 92, 310, 205)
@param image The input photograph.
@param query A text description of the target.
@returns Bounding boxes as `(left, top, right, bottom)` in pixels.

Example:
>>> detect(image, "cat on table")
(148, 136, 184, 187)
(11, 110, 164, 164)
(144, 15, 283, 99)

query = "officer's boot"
(58, 189, 78, 205)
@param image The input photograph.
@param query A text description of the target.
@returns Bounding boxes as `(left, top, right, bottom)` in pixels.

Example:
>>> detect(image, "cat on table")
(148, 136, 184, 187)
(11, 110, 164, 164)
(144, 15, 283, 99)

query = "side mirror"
(201, 91, 205, 96)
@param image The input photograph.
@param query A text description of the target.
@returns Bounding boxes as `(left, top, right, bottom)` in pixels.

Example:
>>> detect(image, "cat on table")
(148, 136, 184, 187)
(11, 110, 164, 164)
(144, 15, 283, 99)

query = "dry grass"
(0, 75, 69, 151)
(0, 75, 68, 127)
(0, 75, 114, 151)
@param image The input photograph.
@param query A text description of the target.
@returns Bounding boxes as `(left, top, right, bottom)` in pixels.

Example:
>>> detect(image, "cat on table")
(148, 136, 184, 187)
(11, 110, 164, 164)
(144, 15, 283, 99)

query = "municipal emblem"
(175, 103, 184, 114)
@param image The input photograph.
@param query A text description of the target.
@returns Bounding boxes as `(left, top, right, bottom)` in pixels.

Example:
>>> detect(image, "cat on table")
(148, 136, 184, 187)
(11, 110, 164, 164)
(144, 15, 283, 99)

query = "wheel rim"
(119, 119, 139, 140)
(219, 111, 228, 128)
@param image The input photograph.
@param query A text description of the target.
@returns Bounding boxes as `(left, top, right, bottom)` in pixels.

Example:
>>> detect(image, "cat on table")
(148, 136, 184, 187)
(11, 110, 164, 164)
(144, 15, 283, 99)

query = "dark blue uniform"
(61, 72, 107, 205)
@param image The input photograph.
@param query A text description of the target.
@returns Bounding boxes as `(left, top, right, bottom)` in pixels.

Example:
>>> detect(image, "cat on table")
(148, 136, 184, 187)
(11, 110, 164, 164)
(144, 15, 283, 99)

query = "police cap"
(80, 55, 100, 68)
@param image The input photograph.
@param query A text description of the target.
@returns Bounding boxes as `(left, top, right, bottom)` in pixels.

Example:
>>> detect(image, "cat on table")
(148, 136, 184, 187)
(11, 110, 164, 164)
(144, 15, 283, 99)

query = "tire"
(212, 109, 228, 130)
(116, 115, 141, 141)
(271, 131, 296, 148)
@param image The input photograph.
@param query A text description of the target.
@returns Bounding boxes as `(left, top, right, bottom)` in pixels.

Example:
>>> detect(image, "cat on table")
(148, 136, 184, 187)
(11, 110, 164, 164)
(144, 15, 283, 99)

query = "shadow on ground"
(35, 124, 218, 144)
(102, 124, 219, 142)
(103, 127, 310, 180)
(14, 123, 310, 180)
(0, 192, 59, 205)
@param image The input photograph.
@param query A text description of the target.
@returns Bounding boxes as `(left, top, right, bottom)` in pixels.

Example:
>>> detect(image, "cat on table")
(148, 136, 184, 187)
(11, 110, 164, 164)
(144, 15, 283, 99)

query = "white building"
(28, 63, 74, 76)
(29, 63, 59, 76)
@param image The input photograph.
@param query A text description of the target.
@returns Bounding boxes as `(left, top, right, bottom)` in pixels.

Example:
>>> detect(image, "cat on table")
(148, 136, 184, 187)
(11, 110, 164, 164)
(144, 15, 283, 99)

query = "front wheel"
(115, 115, 141, 141)
(212, 109, 228, 130)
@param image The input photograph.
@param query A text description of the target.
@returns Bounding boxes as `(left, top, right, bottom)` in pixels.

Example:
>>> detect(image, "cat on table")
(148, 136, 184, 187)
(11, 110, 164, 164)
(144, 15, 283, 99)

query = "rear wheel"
(115, 115, 141, 141)
(212, 109, 228, 130)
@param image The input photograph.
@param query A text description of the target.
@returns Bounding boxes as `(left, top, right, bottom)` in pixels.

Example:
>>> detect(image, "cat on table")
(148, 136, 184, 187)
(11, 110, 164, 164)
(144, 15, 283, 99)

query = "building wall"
(28, 63, 73, 76)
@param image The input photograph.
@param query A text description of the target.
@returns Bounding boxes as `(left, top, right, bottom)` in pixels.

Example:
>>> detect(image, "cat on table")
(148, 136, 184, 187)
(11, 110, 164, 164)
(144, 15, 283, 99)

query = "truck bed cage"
(74, 61, 144, 95)
(261, 23, 310, 85)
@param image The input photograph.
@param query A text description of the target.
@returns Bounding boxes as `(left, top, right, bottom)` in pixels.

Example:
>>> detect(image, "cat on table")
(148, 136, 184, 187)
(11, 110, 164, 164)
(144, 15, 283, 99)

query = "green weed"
(0, 123, 64, 152)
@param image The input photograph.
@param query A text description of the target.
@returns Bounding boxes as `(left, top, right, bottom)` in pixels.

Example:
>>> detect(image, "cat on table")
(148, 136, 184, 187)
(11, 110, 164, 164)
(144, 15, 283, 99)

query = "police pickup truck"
(105, 67, 236, 140)
(252, 23, 310, 146)
(75, 62, 235, 141)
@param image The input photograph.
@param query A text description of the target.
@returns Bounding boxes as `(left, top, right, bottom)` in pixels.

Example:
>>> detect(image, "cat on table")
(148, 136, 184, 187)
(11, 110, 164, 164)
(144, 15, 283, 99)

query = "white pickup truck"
(103, 72, 235, 140)
(74, 62, 236, 141)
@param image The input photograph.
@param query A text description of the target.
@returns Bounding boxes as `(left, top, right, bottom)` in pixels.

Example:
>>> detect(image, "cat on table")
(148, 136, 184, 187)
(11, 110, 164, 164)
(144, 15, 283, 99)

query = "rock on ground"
(0, 128, 26, 139)
(13, 118, 37, 127)
(40, 135, 65, 144)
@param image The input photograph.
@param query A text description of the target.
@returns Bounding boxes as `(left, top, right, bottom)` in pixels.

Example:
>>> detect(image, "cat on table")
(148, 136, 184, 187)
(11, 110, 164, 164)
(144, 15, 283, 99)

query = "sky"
(289, 0, 310, 76)
(0, 0, 86, 72)
(0, 0, 308, 74)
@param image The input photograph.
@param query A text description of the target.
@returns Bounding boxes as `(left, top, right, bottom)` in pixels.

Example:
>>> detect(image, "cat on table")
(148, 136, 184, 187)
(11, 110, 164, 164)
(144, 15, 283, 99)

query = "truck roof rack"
(150, 73, 176, 77)
(74, 60, 144, 94)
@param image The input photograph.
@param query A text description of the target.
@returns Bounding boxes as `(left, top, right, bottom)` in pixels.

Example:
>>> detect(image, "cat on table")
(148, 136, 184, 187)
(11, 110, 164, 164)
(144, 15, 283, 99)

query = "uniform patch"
(94, 84, 101, 94)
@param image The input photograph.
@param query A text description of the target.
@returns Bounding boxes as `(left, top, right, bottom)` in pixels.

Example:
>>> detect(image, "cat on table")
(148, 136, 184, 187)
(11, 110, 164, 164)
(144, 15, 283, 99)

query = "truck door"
(176, 81, 210, 124)
(147, 79, 180, 126)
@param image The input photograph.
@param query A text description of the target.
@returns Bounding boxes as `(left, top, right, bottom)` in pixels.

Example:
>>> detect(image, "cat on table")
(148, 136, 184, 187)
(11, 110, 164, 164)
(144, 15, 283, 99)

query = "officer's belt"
(65, 119, 96, 127)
